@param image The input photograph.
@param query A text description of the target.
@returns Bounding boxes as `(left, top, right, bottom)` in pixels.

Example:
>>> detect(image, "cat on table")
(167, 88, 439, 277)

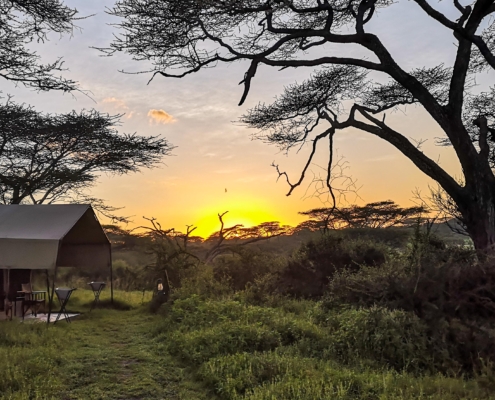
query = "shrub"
(171, 263, 233, 301)
(276, 234, 390, 298)
(213, 248, 286, 291)
(324, 252, 495, 372)
(321, 306, 456, 373)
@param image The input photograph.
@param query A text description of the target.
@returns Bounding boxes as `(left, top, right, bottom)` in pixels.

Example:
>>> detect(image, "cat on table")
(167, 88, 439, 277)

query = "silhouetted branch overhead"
(0, 0, 80, 91)
(0, 101, 173, 207)
(108, 0, 495, 251)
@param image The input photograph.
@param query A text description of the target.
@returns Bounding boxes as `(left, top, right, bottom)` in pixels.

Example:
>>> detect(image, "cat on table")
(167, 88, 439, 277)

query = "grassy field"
(0, 290, 208, 400)
(2, 289, 495, 400)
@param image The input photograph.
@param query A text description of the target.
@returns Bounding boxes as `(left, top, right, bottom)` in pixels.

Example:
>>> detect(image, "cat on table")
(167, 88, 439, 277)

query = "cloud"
(102, 97, 135, 119)
(102, 97, 129, 110)
(148, 109, 177, 124)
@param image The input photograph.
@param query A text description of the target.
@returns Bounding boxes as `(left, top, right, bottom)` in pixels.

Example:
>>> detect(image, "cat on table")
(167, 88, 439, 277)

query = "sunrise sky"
(1, 0, 492, 237)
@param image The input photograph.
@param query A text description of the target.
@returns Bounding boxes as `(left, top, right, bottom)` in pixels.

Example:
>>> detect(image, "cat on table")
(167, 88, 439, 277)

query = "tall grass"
(153, 294, 495, 399)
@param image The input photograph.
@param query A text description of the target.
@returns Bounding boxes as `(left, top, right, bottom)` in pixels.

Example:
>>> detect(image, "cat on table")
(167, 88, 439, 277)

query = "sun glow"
(192, 207, 281, 239)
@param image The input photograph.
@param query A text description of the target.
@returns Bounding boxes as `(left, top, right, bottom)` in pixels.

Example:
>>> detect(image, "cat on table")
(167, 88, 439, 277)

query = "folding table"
(88, 281, 106, 311)
(54, 288, 77, 324)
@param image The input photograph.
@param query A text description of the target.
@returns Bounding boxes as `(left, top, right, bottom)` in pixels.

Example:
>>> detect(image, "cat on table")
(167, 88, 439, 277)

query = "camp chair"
(18, 283, 46, 318)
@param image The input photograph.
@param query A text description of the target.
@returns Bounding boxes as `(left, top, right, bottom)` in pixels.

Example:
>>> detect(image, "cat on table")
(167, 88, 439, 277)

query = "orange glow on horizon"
(192, 208, 286, 238)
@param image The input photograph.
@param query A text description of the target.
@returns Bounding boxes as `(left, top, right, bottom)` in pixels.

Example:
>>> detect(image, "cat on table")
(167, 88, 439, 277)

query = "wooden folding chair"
(19, 283, 46, 318)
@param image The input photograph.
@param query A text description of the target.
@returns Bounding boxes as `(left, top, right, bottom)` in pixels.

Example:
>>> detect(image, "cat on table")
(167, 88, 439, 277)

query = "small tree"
(0, 101, 172, 215)
(0, 0, 79, 92)
(139, 218, 201, 289)
(204, 211, 293, 262)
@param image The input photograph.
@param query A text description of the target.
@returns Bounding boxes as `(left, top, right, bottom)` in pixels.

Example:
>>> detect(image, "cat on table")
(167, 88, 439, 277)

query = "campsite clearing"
(0, 290, 207, 400)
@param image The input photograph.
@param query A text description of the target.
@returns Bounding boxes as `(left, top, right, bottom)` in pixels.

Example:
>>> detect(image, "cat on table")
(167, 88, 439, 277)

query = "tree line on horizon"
(104, 200, 431, 249)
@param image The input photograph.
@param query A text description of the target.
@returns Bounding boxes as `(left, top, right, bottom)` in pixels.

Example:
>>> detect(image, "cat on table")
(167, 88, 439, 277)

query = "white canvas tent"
(0, 204, 113, 319)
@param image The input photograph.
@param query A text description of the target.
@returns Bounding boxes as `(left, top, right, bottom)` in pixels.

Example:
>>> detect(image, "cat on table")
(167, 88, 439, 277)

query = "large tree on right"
(108, 0, 495, 252)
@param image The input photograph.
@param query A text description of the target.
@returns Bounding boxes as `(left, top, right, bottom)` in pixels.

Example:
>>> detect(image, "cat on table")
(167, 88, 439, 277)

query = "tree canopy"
(105, 0, 495, 251)
(298, 200, 427, 231)
(0, 0, 79, 92)
(0, 101, 172, 207)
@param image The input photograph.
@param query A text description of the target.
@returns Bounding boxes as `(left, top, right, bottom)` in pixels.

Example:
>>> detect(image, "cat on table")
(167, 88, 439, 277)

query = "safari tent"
(0, 204, 112, 319)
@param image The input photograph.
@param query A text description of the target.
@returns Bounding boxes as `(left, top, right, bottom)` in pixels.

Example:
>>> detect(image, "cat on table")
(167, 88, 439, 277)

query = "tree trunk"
(459, 176, 495, 254)
(11, 186, 20, 204)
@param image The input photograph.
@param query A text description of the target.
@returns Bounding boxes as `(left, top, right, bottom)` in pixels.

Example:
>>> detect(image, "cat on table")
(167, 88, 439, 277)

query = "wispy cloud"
(102, 97, 134, 119)
(103, 97, 128, 109)
(148, 109, 177, 124)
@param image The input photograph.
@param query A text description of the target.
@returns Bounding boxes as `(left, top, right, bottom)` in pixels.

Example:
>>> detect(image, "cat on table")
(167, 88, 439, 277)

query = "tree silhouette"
(204, 211, 292, 262)
(107, 0, 495, 252)
(0, 0, 79, 92)
(299, 200, 427, 232)
(0, 101, 172, 216)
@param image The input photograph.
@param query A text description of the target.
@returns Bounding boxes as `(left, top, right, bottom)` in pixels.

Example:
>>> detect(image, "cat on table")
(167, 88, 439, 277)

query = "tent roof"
(0, 205, 111, 270)
(0, 204, 92, 240)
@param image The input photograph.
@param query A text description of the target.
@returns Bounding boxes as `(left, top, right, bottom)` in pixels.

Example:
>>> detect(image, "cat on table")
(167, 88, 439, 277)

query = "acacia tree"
(0, 101, 172, 213)
(0, 0, 79, 91)
(107, 0, 495, 252)
(299, 200, 427, 231)
(204, 211, 292, 262)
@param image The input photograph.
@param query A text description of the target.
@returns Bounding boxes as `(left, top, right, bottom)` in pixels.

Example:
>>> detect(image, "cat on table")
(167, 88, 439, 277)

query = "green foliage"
(321, 306, 455, 373)
(277, 233, 390, 298)
(155, 295, 452, 373)
(200, 352, 488, 400)
(212, 247, 286, 291)
(153, 294, 494, 399)
(171, 263, 233, 301)
(323, 227, 495, 373)
(2, 286, 494, 399)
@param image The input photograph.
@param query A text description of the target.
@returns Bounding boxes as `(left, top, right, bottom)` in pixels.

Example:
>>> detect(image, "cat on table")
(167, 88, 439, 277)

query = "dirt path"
(56, 310, 207, 400)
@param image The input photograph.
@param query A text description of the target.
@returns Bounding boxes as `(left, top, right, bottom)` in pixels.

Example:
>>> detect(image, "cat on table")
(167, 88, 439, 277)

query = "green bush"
(213, 248, 286, 291)
(277, 233, 390, 298)
(321, 306, 455, 373)
(158, 295, 276, 330)
(152, 293, 495, 398)
(171, 263, 233, 301)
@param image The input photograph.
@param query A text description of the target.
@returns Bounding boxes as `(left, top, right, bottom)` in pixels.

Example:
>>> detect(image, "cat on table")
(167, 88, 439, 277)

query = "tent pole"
(46, 265, 58, 326)
(45, 269, 49, 314)
(7, 268, 10, 319)
(110, 251, 114, 305)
